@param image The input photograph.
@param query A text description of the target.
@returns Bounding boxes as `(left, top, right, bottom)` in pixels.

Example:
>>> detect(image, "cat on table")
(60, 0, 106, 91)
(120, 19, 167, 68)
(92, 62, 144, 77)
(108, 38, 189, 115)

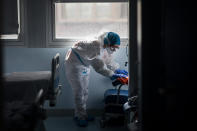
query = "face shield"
(106, 45, 120, 54)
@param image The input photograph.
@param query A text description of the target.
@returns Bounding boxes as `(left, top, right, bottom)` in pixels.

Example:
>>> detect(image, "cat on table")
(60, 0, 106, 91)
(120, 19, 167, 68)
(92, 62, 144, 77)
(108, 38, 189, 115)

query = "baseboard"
(46, 109, 104, 117)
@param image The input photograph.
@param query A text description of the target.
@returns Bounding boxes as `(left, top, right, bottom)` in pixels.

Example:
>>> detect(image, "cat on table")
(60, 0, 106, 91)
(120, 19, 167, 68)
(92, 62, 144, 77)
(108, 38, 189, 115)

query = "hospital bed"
(2, 53, 61, 131)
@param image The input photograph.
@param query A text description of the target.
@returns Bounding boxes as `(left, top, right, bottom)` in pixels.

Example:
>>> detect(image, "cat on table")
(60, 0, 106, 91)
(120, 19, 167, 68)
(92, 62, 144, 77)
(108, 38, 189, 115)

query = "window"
(55, 3, 128, 39)
(0, 0, 21, 40)
(48, 0, 129, 46)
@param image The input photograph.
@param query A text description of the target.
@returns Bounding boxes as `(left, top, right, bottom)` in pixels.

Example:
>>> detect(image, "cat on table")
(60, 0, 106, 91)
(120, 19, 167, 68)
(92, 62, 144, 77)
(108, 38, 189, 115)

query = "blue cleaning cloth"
(115, 69, 128, 75)
(110, 74, 128, 80)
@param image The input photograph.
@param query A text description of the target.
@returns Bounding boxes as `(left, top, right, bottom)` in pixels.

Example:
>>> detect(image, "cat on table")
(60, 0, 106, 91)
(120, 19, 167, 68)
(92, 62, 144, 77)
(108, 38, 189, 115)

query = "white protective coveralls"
(64, 32, 119, 119)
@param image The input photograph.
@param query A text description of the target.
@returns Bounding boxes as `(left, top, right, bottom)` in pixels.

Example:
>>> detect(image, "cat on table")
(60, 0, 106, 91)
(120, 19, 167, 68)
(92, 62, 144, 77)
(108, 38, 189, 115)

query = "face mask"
(106, 47, 114, 54)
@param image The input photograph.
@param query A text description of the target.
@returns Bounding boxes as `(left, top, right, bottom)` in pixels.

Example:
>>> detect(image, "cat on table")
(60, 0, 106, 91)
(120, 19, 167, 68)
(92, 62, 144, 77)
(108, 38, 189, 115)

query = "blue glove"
(115, 69, 128, 75)
(110, 74, 128, 80)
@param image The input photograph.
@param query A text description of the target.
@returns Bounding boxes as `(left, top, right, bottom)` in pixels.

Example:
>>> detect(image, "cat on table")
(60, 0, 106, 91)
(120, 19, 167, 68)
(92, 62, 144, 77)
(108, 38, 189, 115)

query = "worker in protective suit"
(64, 32, 128, 127)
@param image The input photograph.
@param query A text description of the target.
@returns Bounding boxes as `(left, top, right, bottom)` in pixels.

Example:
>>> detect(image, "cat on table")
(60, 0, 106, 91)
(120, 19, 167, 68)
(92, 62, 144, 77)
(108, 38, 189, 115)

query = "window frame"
(46, 0, 129, 47)
(1, 0, 25, 46)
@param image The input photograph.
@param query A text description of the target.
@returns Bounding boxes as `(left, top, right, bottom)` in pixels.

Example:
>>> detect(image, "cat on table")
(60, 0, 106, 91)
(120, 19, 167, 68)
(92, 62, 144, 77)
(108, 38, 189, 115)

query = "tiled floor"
(44, 117, 128, 131)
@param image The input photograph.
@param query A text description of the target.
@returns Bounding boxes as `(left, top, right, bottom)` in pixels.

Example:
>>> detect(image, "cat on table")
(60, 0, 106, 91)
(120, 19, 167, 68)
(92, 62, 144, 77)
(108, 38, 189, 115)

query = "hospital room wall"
(3, 47, 128, 109)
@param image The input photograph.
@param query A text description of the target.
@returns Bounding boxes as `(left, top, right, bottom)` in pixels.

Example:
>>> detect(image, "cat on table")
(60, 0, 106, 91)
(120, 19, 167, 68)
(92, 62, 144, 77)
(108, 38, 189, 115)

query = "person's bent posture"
(64, 32, 127, 127)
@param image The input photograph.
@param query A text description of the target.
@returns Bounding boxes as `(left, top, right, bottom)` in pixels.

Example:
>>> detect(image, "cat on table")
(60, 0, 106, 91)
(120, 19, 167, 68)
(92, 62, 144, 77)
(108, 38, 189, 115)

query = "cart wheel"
(49, 100, 56, 107)
(100, 119, 106, 128)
